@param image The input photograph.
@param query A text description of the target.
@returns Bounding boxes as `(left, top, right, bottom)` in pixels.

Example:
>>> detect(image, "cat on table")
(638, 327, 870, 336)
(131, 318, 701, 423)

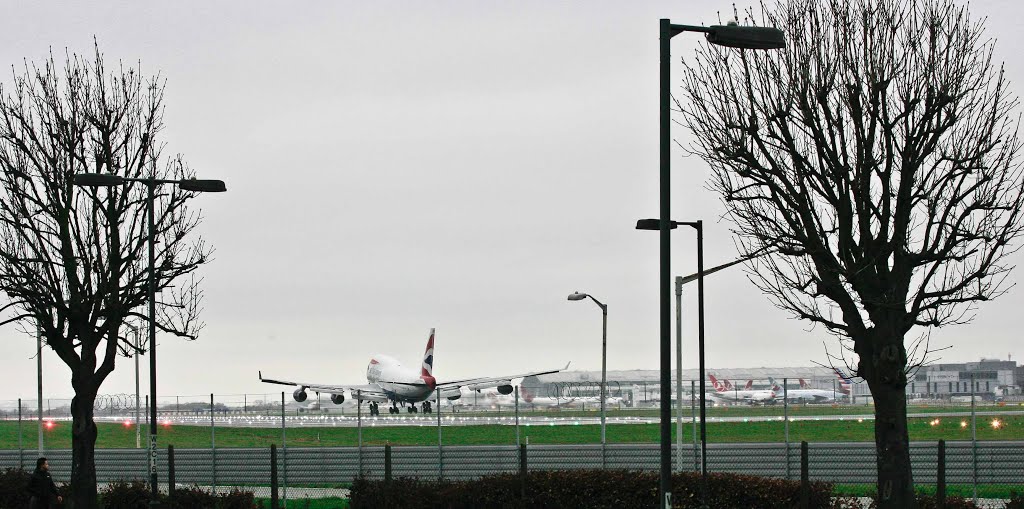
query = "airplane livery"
(260, 329, 568, 416)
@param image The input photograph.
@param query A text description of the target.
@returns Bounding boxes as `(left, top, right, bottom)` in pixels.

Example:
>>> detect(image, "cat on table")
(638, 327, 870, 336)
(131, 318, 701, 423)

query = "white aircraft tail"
(422, 328, 435, 377)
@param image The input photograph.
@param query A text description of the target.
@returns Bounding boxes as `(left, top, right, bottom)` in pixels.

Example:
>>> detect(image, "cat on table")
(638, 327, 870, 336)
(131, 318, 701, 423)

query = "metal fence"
(1, 441, 1020, 499)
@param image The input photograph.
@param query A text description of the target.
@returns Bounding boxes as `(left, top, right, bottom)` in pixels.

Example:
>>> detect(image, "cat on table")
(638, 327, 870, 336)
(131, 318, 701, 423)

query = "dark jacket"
(27, 469, 59, 509)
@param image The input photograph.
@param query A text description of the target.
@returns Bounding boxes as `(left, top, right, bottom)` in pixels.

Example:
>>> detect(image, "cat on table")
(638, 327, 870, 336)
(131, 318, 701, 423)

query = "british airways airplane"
(259, 329, 568, 416)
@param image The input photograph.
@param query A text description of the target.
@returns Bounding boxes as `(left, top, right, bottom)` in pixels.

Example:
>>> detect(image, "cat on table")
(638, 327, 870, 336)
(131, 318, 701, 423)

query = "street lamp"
(567, 291, 608, 468)
(74, 172, 226, 504)
(654, 19, 784, 509)
(640, 218, 770, 473)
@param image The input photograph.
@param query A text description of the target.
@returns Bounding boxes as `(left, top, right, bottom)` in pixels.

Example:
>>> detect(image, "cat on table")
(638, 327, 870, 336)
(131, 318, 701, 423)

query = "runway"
(83, 409, 1024, 428)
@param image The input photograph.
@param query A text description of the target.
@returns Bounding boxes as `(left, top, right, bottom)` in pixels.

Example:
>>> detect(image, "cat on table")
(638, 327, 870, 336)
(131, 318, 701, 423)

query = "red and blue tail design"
(422, 328, 435, 377)
(834, 368, 854, 393)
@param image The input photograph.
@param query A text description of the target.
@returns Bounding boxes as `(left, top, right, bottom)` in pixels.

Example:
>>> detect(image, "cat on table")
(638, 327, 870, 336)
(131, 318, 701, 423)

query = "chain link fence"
(1, 441, 1021, 501)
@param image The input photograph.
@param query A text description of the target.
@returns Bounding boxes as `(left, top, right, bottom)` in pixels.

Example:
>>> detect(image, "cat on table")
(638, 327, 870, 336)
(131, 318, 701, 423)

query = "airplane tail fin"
(422, 328, 435, 377)
(799, 378, 809, 388)
(708, 374, 725, 392)
(522, 386, 535, 403)
(744, 380, 753, 390)
(834, 368, 853, 394)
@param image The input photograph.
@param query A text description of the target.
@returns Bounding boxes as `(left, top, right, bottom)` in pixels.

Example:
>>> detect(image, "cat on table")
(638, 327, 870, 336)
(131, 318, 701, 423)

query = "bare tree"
(0, 46, 213, 507)
(678, 0, 1024, 506)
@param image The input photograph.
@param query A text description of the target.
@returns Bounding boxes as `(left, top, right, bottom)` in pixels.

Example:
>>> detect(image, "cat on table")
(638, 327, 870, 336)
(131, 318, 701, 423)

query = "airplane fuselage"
(366, 354, 435, 404)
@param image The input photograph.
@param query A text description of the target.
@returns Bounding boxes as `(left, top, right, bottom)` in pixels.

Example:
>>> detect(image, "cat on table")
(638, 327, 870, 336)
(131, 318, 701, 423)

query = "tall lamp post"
(567, 291, 608, 467)
(74, 172, 226, 505)
(654, 19, 784, 509)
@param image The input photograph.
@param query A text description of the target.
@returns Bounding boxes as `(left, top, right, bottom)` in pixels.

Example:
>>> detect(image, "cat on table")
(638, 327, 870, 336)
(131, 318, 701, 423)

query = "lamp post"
(654, 19, 784, 509)
(36, 320, 43, 457)
(567, 291, 608, 468)
(639, 217, 773, 502)
(74, 172, 226, 505)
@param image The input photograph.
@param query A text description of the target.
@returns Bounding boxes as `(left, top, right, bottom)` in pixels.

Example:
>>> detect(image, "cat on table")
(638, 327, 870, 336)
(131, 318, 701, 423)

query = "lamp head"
(178, 179, 227, 193)
(567, 292, 589, 301)
(706, 24, 786, 50)
(73, 173, 125, 187)
(635, 218, 678, 230)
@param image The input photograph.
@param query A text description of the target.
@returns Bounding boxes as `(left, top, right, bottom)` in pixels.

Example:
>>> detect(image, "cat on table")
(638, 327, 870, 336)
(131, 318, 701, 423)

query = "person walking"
(27, 457, 62, 509)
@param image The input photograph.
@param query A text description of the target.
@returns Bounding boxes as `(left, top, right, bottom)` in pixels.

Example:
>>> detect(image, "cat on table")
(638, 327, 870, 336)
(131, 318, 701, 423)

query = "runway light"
(991, 419, 1002, 429)
(960, 420, 968, 429)
(123, 419, 133, 428)
(929, 419, 940, 427)
(44, 421, 55, 430)
(161, 420, 172, 427)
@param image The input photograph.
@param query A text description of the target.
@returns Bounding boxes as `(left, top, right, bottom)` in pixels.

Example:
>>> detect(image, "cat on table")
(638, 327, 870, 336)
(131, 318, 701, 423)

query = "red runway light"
(44, 421, 55, 430)
(123, 419, 132, 427)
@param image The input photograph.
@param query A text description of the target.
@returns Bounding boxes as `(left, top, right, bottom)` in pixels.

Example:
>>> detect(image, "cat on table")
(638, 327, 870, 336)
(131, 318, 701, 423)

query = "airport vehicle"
(259, 329, 568, 416)
(708, 374, 776, 403)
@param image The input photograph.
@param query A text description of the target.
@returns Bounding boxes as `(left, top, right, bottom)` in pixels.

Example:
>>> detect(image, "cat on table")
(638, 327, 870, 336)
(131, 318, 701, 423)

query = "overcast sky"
(0, 1, 1021, 404)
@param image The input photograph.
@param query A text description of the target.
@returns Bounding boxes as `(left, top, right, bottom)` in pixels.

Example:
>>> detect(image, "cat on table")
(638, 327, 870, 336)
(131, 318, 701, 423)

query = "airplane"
(833, 368, 854, 394)
(259, 329, 569, 416)
(519, 386, 578, 408)
(708, 374, 776, 403)
(767, 377, 838, 403)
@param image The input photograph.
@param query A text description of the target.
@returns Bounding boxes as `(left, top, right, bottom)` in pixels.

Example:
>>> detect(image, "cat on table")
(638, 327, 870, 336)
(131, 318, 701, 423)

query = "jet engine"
(331, 393, 345, 405)
(497, 384, 514, 395)
(439, 387, 462, 401)
(293, 388, 308, 403)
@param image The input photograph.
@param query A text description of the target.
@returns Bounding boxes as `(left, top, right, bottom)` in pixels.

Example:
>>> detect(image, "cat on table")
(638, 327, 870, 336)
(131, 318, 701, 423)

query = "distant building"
(525, 358, 1021, 405)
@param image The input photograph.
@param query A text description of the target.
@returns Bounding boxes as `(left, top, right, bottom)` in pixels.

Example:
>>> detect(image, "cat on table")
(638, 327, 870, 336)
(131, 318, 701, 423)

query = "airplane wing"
(258, 371, 390, 402)
(435, 362, 570, 391)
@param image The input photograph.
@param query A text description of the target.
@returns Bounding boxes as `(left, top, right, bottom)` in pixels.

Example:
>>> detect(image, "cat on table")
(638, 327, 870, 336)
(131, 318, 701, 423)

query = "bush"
(0, 467, 32, 509)
(165, 485, 218, 508)
(1006, 491, 1024, 509)
(350, 470, 836, 509)
(100, 479, 152, 508)
(98, 480, 256, 509)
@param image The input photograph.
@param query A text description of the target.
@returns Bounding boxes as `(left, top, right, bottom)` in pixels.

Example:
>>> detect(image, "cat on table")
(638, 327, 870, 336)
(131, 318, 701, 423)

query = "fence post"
(691, 380, 698, 472)
(971, 373, 977, 505)
(270, 444, 279, 509)
(937, 439, 946, 509)
(385, 443, 392, 484)
(18, 398, 23, 470)
(168, 445, 176, 499)
(784, 377, 790, 480)
(281, 392, 287, 508)
(800, 441, 809, 509)
(211, 393, 217, 493)
(520, 443, 528, 502)
(437, 387, 443, 481)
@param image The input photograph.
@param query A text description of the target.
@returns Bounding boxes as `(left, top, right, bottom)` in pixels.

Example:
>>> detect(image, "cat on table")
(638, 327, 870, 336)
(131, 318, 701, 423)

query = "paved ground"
(80, 409, 1024, 428)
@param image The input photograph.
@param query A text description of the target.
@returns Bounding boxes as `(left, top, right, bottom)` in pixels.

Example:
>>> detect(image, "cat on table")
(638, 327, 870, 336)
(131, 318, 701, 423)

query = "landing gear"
(421, 401, 432, 413)
(407, 405, 418, 413)
(389, 404, 399, 414)
(368, 402, 379, 416)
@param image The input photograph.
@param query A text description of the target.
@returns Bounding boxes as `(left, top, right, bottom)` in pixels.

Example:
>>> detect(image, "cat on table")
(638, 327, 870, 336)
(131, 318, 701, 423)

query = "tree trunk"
(857, 331, 916, 509)
(70, 386, 99, 508)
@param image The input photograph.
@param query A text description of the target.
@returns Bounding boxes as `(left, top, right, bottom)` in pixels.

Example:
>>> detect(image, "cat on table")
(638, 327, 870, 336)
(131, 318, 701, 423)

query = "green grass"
(254, 497, 349, 508)
(0, 413, 1019, 448)
(834, 483, 1024, 499)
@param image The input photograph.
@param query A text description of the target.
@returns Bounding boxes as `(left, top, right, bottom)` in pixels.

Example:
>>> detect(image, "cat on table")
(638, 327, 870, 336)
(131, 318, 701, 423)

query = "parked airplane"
(767, 377, 838, 403)
(520, 386, 578, 408)
(833, 368, 854, 394)
(708, 374, 775, 403)
(259, 329, 568, 416)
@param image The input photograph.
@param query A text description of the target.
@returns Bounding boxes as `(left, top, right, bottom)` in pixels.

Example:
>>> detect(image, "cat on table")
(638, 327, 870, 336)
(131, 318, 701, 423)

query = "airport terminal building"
(525, 358, 1022, 405)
